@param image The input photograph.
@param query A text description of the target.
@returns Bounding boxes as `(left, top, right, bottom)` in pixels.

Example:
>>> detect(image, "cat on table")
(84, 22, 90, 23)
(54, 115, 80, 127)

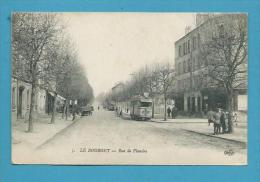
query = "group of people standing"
(167, 106, 178, 119)
(208, 108, 237, 135)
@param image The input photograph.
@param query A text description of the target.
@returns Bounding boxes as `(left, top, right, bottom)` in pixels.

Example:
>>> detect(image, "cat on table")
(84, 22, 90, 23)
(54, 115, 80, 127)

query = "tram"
(130, 95, 153, 121)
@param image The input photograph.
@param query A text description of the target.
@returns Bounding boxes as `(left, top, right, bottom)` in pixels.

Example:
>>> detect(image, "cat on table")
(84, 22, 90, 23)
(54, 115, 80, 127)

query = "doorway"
(191, 97, 195, 113)
(18, 86, 24, 118)
(197, 96, 201, 112)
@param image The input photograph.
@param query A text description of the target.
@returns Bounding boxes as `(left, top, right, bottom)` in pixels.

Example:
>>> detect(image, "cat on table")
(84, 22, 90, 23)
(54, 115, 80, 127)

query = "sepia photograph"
(11, 12, 248, 165)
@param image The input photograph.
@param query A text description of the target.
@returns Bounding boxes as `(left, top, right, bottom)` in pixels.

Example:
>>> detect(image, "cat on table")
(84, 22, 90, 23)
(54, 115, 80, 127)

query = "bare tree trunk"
(16, 79, 19, 121)
(72, 101, 76, 121)
(66, 100, 69, 120)
(164, 94, 167, 121)
(227, 89, 234, 133)
(50, 92, 57, 124)
(28, 84, 36, 132)
(152, 99, 155, 118)
(62, 99, 68, 119)
(62, 100, 65, 119)
(62, 99, 70, 120)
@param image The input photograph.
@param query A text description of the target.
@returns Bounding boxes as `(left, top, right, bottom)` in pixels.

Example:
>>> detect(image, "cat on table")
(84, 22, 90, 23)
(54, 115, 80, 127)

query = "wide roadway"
(31, 108, 246, 165)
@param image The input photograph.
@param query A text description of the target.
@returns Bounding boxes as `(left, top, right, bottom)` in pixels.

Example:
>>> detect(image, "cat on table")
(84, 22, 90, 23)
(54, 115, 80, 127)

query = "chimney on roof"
(185, 26, 191, 35)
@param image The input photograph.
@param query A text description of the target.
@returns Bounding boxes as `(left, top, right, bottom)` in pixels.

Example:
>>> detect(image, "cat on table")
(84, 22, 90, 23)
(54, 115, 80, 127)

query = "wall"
(11, 78, 32, 120)
(238, 95, 248, 111)
(11, 77, 47, 121)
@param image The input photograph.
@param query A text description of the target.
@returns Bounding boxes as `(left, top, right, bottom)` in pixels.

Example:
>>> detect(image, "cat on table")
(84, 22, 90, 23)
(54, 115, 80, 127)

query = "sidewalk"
(112, 111, 247, 144)
(151, 118, 207, 123)
(182, 122, 247, 143)
(150, 118, 247, 143)
(12, 113, 78, 150)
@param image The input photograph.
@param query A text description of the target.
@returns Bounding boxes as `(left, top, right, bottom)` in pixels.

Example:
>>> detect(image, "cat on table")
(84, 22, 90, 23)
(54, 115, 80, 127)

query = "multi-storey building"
(174, 14, 247, 114)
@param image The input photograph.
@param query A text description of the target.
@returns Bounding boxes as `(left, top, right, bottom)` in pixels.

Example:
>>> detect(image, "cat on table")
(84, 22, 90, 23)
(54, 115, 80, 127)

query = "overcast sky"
(62, 13, 195, 97)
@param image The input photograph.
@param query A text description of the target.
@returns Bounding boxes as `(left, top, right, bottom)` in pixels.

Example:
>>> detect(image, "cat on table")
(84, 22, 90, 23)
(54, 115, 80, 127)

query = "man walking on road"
(214, 109, 222, 135)
(167, 107, 171, 118)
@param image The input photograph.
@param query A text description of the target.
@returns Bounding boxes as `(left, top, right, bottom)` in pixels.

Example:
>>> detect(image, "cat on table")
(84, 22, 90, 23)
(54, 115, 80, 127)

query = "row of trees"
(101, 62, 175, 121)
(12, 13, 94, 132)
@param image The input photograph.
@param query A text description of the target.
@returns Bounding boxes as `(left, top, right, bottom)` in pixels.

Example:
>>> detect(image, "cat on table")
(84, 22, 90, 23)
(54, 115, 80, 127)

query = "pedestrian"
(167, 107, 171, 118)
(233, 112, 238, 126)
(171, 106, 177, 119)
(207, 110, 215, 126)
(98, 106, 100, 110)
(214, 109, 222, 135)
(117, 107, 120, 116)
(220, 109, 227, 134)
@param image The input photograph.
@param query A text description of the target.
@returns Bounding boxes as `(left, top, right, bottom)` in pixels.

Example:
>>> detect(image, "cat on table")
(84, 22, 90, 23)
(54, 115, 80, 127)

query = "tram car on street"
(130, 95, 153, 121)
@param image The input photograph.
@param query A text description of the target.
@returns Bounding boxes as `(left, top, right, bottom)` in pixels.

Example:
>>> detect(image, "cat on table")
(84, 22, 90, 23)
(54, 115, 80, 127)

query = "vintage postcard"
(11, 12, 247, 165)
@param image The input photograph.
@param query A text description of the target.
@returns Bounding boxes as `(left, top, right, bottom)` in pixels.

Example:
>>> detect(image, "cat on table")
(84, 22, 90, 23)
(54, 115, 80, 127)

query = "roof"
(175, 20, 204, 45)
(112, 82, 124, 90)
(131, 95, 152, 102)
(175, 14, 224, 45)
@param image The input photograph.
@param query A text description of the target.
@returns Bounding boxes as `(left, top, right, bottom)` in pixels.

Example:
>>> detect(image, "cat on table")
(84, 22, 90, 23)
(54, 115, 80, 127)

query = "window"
(192, 37, 194, 50)
(185, 42, 188, 54)
(183, 43, 185, 55)
(188, 40, 190, 53)
(193, 37, 197, 50)
(179, 46, 182, 57)
(178, 63, 181, 75)
(183, 61, 186, 73)
(192, 37, 196, 50)
(187, 59, 191, 72)
(27, 90, 30, 108)
(140, 102, 152, 107)
(197, 33, 200, 48)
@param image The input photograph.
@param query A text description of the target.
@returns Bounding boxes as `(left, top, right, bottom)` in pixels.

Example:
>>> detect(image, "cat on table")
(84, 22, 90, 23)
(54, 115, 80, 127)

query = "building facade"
(11, 77, 32, 120)
(174, 14, 247, 114)
(111, 82, 125, 95)
(11, 77, 65, 121)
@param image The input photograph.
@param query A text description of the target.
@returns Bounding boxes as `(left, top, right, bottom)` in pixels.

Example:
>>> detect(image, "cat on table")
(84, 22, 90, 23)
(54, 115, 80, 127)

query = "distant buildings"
(111, 82, 125, 95)
(174, 14, 247, 114)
